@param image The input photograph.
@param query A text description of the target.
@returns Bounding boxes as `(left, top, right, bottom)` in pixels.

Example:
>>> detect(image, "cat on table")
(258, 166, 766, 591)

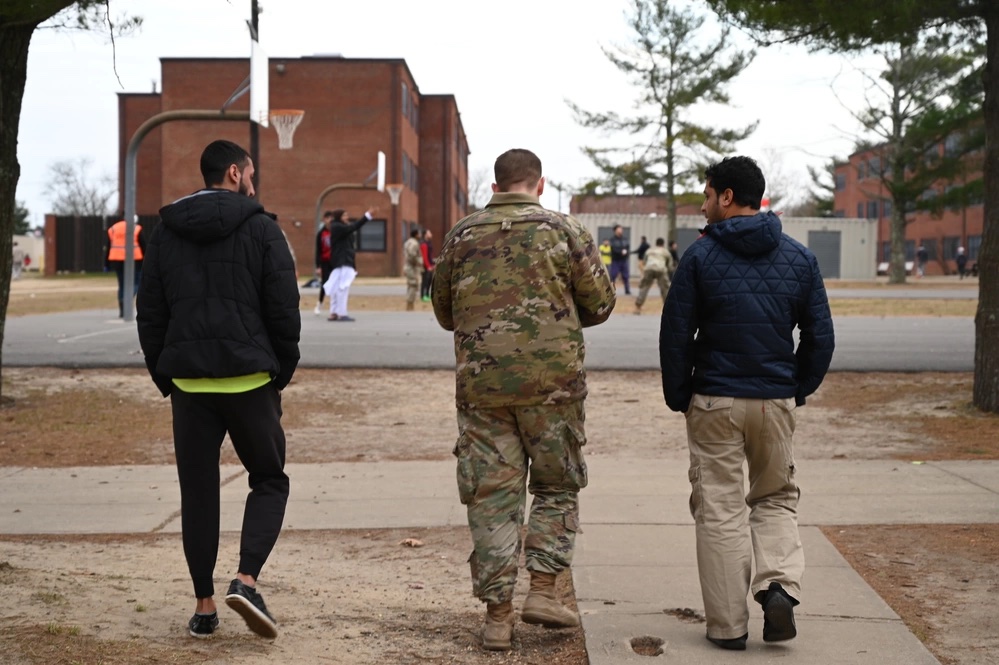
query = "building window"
(868, 156, 880, 178)
(835, 173, 846, 191)
(834, 209, 845, 218)
(881, 241, 891, 262)
(857, 161, 867, 179)
(920, 188, 937, 201)
(411, 98, 419, 131)
(856, 203, 864, 218)
(867, 201, 878, 218)
(944, 133, 962, 157)
(882, 200, 892, 218)
(357, 219, 386, 252)
(402, 153, 410, 190)
(905, 240, 915, 261)
(942, 236, 960, 260)
(410, 161, 419, 191)
(969, 235, 982, 260)
(401, 82, 409, 118)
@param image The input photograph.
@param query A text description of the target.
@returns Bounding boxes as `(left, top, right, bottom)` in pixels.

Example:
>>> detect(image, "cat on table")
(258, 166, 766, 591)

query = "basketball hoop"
(386, 183, 404, 206)
(269, 109, 305, 149)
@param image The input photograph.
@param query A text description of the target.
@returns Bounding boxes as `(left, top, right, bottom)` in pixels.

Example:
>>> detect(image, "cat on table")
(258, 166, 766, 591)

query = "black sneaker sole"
(225, 594, 278, 639)
(763, 595, 797, 642)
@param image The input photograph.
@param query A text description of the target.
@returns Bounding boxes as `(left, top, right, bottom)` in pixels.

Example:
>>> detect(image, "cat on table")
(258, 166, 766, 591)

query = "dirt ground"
(1, 368, 998, 664)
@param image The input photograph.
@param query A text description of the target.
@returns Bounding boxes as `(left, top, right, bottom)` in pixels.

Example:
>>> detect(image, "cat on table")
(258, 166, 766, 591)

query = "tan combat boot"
(521, 571, 580, 628)
(482, 601, 514, 651)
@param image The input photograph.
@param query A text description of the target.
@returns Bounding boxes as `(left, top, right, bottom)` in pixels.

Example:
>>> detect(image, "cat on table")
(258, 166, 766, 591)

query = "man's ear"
(228, 163, 241, 185)
(719, 188, 735, 207)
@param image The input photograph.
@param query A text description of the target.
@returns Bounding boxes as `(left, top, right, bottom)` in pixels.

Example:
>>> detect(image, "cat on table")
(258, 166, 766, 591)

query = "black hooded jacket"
(137, 189, 301, 397)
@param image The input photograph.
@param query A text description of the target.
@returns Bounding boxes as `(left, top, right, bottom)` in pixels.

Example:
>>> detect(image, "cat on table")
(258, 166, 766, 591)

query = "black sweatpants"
(170, 384, 289, 599)
(421, 269, 433, 298)
(317, 260, 333, 304)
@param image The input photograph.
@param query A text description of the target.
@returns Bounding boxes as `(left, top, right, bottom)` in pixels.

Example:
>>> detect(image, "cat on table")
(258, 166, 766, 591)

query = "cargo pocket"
(688, 464, 703, 523)
(453, 434, 478, 506)
(563, 412, 588, 492)
(686, 394, 736, 440)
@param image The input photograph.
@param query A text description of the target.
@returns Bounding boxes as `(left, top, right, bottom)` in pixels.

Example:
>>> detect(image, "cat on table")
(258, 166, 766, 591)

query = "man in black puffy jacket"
(660, 156, 834, 652)
(137, 140, 301, 641)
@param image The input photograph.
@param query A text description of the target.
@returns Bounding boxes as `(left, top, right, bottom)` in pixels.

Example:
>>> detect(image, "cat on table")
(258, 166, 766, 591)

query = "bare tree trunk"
(0, 21, 39, 404)
(974, 5, 999, 412)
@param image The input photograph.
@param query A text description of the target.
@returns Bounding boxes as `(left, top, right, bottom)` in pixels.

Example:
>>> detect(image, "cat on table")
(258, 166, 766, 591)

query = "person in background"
(955, 246, 968, 280)
(313, 210, 334, 315)
(634, 235, 650, 276)
(432, 148, 616, 652)
(403, 228, 422, 310)
(599, 238, 612, 268)
(668, 240, 680, 279)
(633, 237, 674, 315)
(420, 229, 435, 302)
(106, 216, 146, 318)
(324, 207, 377, 322)
(661, 155, 834, 652)
(609, 225, 631, 295)
(136, 139, 301, 641)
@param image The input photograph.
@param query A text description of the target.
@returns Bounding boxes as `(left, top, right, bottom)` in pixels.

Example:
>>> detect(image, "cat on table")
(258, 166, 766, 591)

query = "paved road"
(2, 308, 974, 371)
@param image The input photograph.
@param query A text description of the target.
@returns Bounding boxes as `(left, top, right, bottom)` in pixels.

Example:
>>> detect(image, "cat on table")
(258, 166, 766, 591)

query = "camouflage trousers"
(454, 401, 588, 605)
(404, 267, 420, 305)
(635, 268, 670, 308)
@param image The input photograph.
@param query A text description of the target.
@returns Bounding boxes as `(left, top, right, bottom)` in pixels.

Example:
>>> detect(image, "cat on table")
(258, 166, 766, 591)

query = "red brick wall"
(117, 93, 163, 217)
(570, 194, 700, 217)
(118, 57, 465, 277)
(834, 149, 983, 275)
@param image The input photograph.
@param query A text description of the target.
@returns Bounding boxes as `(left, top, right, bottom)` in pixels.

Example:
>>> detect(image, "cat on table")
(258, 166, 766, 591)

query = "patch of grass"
(31, 591, 65, 605)
(46, 623, 80, 636)
(829, 298, 976, 317)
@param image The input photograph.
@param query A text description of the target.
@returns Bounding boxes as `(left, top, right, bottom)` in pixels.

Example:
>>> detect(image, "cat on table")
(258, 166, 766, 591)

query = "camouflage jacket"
(403, 237, 422, 273)
(432, 192, 616, 409)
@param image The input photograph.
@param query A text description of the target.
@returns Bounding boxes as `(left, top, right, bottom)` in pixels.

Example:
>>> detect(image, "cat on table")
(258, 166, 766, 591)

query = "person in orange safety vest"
(106, 218, 146, 318)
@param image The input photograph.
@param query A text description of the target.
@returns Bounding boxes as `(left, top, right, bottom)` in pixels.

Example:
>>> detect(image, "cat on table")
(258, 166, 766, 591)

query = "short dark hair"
(410, 229, 420, 238)
(494, 149, 542, 191)
(323, 210, 335, 220)
(331, 209, 345, 222)
(704, 156, 765, 209)
(655, 237, 665, 246)
(200, 140, 250, 187)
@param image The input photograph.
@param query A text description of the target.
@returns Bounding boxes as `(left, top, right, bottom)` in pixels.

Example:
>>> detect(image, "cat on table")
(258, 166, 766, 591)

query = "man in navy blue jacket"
(660, 156, 834, 652)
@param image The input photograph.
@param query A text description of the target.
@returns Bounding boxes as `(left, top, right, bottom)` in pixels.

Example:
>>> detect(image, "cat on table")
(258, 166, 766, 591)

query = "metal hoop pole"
(122, 109, 250, 321)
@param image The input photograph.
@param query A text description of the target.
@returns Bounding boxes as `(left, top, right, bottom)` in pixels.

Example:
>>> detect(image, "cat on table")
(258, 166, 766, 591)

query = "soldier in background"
(402, 228, 422, 310)
(633, 237, 674, 315)
(432, 148, 616, 652)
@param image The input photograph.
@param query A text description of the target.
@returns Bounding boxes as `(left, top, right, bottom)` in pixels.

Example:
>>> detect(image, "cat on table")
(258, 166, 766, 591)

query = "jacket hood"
(159, 189, 268, 244)
(706, 210, 782, 256)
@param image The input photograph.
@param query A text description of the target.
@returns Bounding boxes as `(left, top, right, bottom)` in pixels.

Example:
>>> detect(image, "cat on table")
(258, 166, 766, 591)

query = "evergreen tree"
(568, 0, 756, 239)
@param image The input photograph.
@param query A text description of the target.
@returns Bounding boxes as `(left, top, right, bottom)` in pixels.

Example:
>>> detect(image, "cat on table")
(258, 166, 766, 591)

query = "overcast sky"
(16, 0, 881, 226)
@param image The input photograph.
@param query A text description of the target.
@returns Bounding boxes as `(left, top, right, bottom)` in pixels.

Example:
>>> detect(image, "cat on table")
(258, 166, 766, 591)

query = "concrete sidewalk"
(2, 458, 997, 663)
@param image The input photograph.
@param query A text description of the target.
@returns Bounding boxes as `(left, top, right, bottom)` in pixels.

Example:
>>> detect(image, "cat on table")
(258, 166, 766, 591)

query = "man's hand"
(366, 206, 380, 218)
(315, 267, 321, 275)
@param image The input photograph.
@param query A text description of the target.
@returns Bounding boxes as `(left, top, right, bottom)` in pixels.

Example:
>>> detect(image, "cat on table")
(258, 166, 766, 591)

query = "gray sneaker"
(224, 579, 278, 639)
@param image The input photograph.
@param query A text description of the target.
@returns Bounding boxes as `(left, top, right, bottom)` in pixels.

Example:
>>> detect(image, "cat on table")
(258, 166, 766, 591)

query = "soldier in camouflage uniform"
(432, 148, 616, 651)
(633, 237, 675, 315)
(403, 229, 422, 310)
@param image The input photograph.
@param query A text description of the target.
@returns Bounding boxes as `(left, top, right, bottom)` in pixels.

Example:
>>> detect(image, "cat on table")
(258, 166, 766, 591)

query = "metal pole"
(123, 109, 250, 321)
(314, 183, 376, 230)
(250, 0, 261, 195)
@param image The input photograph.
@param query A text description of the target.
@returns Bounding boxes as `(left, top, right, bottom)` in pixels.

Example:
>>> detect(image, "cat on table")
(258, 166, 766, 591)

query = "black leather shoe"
(707, 633, 748, 650)
(762, 582, 797, 642)
(225, 579, 278, 639)
(188, 612, 219, 638)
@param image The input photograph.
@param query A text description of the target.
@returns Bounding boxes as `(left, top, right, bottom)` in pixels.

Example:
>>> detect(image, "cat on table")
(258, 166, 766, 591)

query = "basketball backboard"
(250, 39, 269, 127)
(377, 151, 386, 192)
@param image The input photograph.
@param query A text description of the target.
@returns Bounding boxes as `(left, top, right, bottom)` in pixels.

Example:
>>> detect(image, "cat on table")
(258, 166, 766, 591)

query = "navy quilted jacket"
(137, 189, 301, 397)
(660, 211, 834, 412)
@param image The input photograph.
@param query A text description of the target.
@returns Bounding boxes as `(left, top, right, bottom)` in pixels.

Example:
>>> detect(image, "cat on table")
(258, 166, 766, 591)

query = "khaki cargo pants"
(454, 401, 587, 605)
(685, 394, 803, 640)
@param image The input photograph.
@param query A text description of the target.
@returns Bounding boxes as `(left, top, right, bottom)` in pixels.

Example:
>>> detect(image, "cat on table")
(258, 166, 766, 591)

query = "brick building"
(117, 56, 469, 277)
(570, 193, 700, 216)
(833, 146, 983, 276)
